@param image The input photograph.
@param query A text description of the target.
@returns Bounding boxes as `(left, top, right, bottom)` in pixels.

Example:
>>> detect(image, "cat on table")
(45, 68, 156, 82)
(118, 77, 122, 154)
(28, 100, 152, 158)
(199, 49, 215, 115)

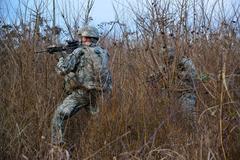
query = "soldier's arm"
(56, 48, 83, 75)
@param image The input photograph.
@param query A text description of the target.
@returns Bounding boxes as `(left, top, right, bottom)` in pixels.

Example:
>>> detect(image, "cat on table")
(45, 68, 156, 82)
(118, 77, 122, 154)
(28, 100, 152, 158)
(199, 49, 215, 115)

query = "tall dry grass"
(0, 0, 240, 159)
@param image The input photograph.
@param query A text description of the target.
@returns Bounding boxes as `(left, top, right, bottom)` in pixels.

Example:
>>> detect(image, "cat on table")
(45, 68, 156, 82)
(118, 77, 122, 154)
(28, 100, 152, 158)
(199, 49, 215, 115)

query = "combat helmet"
(78, 26, 99, 39)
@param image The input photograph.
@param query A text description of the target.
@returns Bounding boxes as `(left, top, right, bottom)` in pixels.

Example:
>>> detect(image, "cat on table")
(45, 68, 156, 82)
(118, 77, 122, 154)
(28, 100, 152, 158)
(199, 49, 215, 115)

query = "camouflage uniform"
(177, 56, 197, 116)
(228, 68, 240, 103)
(148, 47, 197, 119)
(51, 26, 112, 145)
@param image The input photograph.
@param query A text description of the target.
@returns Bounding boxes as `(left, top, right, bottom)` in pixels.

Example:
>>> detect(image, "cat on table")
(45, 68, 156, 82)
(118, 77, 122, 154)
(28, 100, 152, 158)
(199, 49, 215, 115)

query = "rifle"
(35, 40, 80, 54)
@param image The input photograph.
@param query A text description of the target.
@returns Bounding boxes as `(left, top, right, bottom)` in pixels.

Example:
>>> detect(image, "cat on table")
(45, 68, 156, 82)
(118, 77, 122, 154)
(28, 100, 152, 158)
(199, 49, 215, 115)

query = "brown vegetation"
(0, 0, 240, 159)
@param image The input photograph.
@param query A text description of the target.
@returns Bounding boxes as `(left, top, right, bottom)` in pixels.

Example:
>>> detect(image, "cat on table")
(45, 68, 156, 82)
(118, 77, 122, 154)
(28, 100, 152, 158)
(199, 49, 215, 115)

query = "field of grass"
(0, 0, 240, 159)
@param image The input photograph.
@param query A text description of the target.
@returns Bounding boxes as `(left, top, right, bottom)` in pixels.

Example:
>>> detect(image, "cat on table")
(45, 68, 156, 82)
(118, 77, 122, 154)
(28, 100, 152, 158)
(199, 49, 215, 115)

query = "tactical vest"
(64, 45, 112, 92)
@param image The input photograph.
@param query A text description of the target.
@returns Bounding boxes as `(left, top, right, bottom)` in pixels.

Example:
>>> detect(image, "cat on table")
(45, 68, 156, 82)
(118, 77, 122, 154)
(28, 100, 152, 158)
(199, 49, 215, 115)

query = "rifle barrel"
(35, 50, 48, 53)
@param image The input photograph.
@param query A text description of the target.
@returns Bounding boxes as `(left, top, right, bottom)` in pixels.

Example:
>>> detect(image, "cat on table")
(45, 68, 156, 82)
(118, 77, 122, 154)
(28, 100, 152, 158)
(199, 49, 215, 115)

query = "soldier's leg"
(85, 90, 100, 115)
(51, 90, 89, 145)
(179, 92, 197, 123)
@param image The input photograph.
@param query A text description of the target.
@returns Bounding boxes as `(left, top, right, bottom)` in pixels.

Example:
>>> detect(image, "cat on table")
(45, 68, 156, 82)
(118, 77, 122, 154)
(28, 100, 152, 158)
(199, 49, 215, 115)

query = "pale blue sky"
(1, 0, 239, 25)
(92, 0, 115, 24)
(0, 0, 239, 32)
(0, 0, 116, 25)
(1, 0, 239, 41)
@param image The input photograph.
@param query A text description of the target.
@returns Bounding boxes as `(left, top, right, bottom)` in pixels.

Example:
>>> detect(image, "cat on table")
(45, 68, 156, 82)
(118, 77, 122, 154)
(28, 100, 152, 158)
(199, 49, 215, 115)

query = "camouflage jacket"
(177, 56, 196, 88)
(148, 48, 196, 92)
(56, 44, 112, 92)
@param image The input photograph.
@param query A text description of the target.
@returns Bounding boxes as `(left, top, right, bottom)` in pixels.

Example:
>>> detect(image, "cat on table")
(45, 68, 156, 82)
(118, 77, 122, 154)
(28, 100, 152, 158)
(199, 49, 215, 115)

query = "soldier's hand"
(58, 57, 64, 64)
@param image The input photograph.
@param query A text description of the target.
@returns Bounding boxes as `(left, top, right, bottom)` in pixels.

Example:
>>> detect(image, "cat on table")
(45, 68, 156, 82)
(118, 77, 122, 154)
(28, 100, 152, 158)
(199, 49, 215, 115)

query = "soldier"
(51, 26, 112, 145)
(177, 55, 197, 117)
(148, 47, 197, 121)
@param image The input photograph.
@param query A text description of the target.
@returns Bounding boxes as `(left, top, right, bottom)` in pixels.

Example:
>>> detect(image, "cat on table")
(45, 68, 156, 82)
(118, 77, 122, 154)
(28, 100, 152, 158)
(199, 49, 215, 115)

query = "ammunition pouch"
(64, 72, 80, 92)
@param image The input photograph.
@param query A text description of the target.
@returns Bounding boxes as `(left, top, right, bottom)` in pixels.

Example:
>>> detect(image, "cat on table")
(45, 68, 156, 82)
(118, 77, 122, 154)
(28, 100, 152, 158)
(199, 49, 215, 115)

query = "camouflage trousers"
(179, 92, 197, 124)
(51, 89, 99, 145)
(179, 92, 196, 113)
